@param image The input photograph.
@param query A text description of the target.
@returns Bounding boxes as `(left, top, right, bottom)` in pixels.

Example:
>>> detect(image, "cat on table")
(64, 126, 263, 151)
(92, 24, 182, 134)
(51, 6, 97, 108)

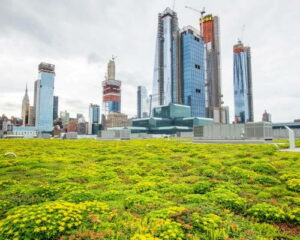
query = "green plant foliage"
(286, 179, 300, 192)
(250, 163, 278, 174)
(193, 181, 213, 194)
(247, 203, 286, 223)
(0, 139, 299, 239)
(0, 201, 108, 240)
(208, 189, 247, 211)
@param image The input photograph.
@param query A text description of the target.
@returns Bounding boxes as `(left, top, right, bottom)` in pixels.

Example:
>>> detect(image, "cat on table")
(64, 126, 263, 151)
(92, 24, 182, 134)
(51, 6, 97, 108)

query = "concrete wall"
(194, 122, 273, 140)
(273, 128, 300, 139)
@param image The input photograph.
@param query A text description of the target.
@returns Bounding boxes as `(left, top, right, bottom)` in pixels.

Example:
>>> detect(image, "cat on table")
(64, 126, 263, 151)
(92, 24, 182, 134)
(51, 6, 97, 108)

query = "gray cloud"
(0, 0, 299, 122)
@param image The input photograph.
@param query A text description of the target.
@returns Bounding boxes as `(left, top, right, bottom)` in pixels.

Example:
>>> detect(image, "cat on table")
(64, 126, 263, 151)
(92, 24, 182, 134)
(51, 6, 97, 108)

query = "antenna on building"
(241, 24, 245, 43)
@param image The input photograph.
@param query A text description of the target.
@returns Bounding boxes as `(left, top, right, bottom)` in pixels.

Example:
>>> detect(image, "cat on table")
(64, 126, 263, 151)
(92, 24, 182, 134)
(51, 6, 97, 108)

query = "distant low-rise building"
(67, 119, 78, 132)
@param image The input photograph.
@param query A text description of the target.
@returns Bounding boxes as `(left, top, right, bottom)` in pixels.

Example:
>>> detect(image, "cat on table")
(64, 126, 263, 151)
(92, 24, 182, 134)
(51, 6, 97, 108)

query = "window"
(196, 89, 201, 93)
(194, 37, 199, 42)
(195, 64, 200, 69)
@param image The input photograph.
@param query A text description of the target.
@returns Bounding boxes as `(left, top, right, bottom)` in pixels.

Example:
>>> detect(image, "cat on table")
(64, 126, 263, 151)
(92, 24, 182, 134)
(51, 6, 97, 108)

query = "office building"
(35, 62, 55, 132)
(131, 103, 213, 134)
(89, 104, 100, 134)
(103, 112, 131, 129)
(53, 96, 58, 120)
(21, 85, 30, 126)
(152, 7, 179, 107)
(233, 40, 253, 123)
(67, 119, 78, 132)
(60, 110, 70, 127)
(28, 106, 35, 126)
(152, 9, 206, 118)
(262, 110, 271, 122)
(102, 58, 121, 114)
(137, 86, 150, 118)
(200, 13, 225, 123)
(76, 113, 84, 120)
(175, 26, 206, 117)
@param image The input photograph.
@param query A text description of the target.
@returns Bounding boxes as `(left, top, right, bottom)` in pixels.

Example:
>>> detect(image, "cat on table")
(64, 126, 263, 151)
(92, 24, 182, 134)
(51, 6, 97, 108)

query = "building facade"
(102, 58, 121, 114)
(152, 9, 207, 118)
(103, 112, 131, 129)
(60, 110, 70, 127)
(35, 62, 55, 132)
(153, 7, 179, 107)
(200, 14, 225, 123)
(137, 86, 149, 118)
(180, 26, 206, 117)
(89, 104, 100, 134)
(53, 96, 58, 120)
(233, 40, 253, 123)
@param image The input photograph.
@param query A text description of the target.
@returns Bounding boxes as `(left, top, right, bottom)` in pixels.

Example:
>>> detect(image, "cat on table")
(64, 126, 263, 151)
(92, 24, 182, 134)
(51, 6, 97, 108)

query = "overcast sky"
(0, 0, 299, 122)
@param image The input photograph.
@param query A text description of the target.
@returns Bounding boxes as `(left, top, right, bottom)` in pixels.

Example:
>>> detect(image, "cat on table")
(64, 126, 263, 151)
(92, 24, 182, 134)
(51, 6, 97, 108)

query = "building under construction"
(200, 13, 227, 123)
(102, 58, 121, 114)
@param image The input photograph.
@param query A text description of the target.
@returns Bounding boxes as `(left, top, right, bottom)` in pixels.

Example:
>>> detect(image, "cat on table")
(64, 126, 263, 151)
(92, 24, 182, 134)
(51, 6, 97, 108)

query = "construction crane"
(185, 6, 206, 37)
(185, 6, 206, 18)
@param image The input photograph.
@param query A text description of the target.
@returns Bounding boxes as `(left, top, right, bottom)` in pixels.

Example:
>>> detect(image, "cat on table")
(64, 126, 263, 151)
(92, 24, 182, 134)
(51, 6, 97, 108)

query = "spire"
(25, 84, 28, 96)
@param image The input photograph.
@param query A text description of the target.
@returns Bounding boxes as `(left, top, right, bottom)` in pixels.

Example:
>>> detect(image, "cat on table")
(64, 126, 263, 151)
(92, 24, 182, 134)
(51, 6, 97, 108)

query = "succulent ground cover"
(0, 139, 299, 239)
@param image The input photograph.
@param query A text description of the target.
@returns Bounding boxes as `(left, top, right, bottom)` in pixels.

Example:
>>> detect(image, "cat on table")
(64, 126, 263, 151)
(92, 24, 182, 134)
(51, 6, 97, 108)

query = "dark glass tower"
(233, 40, 253, 123)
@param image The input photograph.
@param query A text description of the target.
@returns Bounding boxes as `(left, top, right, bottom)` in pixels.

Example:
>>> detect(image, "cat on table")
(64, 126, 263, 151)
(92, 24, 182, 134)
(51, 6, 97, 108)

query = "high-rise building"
(262, 110, 271, 122)
(28, 106, 35, 126)
(178, 26, 206, 117)
(102, 58, 121, 114)
(53, 96, 58, 120)
(233, 40, 253, 123)
(76, 113, 84, 120)
(137, 86, 150, 118)
(21, 85, 30, 126)
(200, 13, 224, 122)
(60, 110, 70, 127)
(89, 104, 100, 134)
(152, 7, 179, 107)
(35, 62, 55, 132)
(152, 8, 207, 118)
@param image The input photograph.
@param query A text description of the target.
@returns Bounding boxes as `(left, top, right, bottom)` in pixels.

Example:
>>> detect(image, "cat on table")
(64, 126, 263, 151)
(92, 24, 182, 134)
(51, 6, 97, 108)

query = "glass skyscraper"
(53, 96, 58, 120)
(152, 7, 178, 107)
(89, 104, 100, 134)
(233, 40, 253, 123)
(35, 62, 55, 132)
(181, 26, 206, 117)
(137, 86, 149, 118)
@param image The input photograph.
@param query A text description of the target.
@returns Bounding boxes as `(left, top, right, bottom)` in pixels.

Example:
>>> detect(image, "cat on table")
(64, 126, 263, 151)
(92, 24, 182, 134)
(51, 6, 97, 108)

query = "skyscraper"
(89, 104, 100, 134)
(137, 86, 149, 118)
(152, 7, 179, 107)
(233, 40, 253, 123)
(200, 13, 224, 122)
(53, 96, 58, 120)
(35, 62, 55, 132)
(21, 85, 30, 126)
(179, 26, 206, 117)
(102, 58, 121, 114)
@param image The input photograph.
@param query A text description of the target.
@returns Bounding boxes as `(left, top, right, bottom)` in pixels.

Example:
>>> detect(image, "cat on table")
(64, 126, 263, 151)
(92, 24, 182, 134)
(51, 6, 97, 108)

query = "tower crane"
(185, 6, 206, 18)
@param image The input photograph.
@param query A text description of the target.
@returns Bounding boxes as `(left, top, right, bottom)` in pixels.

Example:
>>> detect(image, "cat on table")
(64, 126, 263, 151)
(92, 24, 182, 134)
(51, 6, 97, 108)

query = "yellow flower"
(59, 226, 65, 232)
(36, 219, 41, 224)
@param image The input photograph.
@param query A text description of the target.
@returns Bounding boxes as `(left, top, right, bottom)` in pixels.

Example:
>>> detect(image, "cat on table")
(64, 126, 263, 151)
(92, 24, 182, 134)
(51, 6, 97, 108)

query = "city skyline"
(0, 0, 299, 122)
